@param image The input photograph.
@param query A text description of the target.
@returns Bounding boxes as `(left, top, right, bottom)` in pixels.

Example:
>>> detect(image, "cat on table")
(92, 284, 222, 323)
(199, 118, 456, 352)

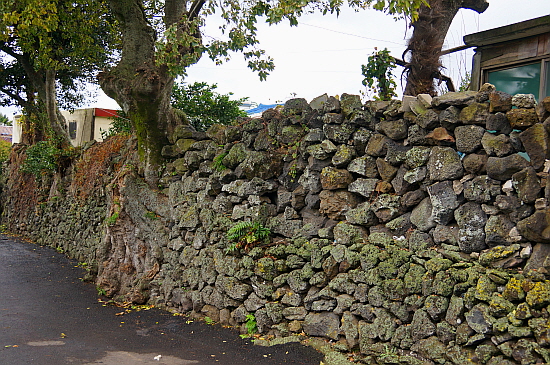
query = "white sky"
(1, 1, 549, 117)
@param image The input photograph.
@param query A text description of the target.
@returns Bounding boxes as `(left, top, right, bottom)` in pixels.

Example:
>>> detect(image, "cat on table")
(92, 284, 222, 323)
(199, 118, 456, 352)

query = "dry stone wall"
(3, 86, 550, 365)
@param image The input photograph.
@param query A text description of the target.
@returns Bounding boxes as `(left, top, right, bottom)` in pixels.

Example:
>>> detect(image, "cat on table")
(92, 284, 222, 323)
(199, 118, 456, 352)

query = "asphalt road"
(0, 234, 324, 365)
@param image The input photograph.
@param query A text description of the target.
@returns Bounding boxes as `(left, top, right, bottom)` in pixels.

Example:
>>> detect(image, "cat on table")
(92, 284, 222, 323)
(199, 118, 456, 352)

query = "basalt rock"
(5, 90, 550, 365)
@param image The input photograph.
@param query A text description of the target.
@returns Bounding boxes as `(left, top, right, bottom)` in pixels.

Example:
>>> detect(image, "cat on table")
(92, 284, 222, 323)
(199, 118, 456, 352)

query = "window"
(69, 121, 77, 139)
(487, 59, 550, 101)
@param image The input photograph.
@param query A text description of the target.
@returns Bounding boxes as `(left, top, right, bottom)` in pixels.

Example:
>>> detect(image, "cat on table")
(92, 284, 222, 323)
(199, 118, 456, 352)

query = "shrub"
(171, 82, 248, 132)
(0, 139, 11, 164)
(101, 110, 133, 139)
(20, 140, 76, 178)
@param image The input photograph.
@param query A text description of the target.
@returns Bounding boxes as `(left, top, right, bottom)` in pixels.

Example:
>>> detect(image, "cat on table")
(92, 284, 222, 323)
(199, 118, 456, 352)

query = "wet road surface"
(0, 234, 323, 364)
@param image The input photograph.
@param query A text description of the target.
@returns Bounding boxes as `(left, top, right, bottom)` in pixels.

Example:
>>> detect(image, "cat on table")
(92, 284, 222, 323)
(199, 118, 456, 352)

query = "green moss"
(425, 258, 453, 273)
(489, 293, 515, 317)
(404, 264, 426, 295)
(432, 271, 456, 297)
(479, 244, 520, 266)
(526, 281, 550, 308)
(131, 100, 167, 166)
(475, 275, 497, 302)
(254, 257, 277, 280)
(360, 244, 380, 270)
(279, 125, 305, 145)
(502, 277, 526, 302)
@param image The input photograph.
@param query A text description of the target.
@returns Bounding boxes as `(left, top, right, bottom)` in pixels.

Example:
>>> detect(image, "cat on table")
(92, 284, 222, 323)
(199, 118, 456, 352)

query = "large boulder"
(520, 123, 550, 170)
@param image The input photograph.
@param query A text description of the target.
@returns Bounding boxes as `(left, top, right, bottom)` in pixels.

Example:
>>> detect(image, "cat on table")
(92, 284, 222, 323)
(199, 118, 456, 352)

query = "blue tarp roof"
(245, 104, 282, 115)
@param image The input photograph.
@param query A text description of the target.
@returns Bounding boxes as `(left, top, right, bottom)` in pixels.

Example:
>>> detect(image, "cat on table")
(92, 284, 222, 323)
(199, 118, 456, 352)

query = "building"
(11, 108, 117, 146)
(464, 15, 550, 99)
(61, 108, 118, 146)
(0, 125, 12, 143)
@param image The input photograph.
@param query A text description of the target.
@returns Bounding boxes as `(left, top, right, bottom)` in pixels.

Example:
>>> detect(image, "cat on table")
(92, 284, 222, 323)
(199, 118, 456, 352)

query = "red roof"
(94, 108, 119, 118)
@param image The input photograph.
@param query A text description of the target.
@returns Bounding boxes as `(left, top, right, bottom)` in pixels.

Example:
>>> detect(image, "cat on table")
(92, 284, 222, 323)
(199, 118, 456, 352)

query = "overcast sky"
(1, 1, 548, 117)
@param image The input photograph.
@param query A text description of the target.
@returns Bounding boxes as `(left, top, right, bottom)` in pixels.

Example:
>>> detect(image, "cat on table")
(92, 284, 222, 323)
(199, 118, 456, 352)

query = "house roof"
(94, 108, 119, 118)
(464, 14, 550, 47)
(245, 104, 282, 116)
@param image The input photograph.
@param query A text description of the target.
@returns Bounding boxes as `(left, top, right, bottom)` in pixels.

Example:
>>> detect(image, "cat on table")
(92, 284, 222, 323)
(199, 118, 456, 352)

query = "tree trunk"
(18, 53, 70, 146)
(98, 0, 200, 175)
(403, 0, 489, 96)
(44, 70, 70, 145)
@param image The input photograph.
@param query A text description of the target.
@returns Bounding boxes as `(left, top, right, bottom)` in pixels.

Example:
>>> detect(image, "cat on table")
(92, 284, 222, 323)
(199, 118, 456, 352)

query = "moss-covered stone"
(489, 293, 515, 317)
(459, 102, 490, 125)
(320, 166, 353, 190)
(425, 258, 453, 273)
(475, 275, 497, 302)
(333, 222, 367, 246)
(479, 244, 520, 266)
(404, 264, 426, 295)
(254, 257, 278, 281)
(431, 271, 456, 297)
(502, 276, 525, 302)
(525, 280, 550, 308)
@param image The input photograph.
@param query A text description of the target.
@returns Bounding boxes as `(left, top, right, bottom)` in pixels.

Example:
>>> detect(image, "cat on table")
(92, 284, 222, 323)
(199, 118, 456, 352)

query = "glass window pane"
(488, 63, 541, 99)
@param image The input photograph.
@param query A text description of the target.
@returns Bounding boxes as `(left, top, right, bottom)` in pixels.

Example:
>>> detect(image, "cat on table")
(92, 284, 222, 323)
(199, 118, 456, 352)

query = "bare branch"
(188, 0, 206, 20)
(461, 0, 489, 13)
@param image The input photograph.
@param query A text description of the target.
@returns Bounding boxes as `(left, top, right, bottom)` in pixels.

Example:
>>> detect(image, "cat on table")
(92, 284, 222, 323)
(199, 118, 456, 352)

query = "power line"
(301, 23, 407, 46)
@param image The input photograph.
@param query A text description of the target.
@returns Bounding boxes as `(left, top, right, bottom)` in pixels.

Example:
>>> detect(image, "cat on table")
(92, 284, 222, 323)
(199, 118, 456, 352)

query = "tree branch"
(461, 0, 489, 13)
(188, 0, 206, 20)
(0, 88, 29, 108)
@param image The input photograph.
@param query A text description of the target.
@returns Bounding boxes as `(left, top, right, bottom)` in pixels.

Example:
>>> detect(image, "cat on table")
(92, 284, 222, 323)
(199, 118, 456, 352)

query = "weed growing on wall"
(239, 314, 258, 338)
(226, 221, 271, 253)
(212, 152, 228, 171)
(106, 211, 119, 226)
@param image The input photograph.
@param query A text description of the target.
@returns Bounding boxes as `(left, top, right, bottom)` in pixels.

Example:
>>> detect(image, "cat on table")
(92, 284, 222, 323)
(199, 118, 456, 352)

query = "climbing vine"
(361, 48, 397, 101)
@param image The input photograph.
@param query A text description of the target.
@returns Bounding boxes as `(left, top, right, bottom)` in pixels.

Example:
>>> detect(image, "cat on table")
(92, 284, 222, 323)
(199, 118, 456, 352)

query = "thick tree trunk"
(18, 53, 70, 146)
(403, 0, 489, 96)
(98, 0, 201, 174)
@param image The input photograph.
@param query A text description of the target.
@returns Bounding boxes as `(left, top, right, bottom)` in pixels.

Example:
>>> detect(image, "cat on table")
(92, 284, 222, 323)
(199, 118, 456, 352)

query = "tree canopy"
(0, 0, 117, 144)
(0, 113, 9, 125)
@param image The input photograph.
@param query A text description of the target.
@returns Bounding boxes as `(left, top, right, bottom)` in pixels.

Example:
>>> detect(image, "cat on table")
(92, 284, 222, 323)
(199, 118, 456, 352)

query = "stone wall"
(2, 87, 550, 365)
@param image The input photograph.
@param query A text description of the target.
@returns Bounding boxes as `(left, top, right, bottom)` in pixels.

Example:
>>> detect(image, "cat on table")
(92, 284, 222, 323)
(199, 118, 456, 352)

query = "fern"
(212, 152, 228, 171)
(227, 221, 253, 241)
(226, 221, 271, 252)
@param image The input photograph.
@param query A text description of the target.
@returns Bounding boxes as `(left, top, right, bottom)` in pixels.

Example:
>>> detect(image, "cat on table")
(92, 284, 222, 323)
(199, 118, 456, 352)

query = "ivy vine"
(361, 48, 397, 101)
